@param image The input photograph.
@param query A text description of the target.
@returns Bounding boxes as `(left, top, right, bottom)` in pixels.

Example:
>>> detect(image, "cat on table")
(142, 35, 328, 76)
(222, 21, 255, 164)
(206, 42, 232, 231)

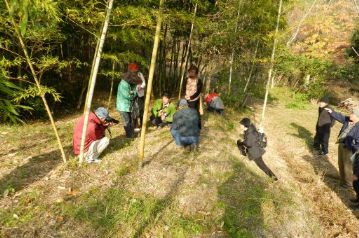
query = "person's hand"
(353, 175, 358, 181)
(185, 95, 190, 100)
(324, 108, 332, 113)
(161, 114, 166, 121)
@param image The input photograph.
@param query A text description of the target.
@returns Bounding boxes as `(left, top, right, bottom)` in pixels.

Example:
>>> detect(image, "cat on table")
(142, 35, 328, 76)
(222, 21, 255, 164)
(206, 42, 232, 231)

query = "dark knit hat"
(319, 96, 329, 104)
(240, 118, 251, 128)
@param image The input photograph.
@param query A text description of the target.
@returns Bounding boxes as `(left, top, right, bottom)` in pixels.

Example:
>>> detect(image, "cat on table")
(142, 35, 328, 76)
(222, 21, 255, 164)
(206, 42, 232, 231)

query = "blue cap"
(95, 107, 111, 120)
(179, 99, 188, 107)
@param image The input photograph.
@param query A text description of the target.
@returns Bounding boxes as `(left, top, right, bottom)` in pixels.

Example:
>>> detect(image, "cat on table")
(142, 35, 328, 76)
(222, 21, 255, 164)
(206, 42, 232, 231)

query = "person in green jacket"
(116, 63, 141, 138)
(150, 92, 176, 128)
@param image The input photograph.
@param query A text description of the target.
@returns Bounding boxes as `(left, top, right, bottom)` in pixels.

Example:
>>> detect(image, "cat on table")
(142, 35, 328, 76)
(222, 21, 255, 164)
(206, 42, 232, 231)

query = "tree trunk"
(260, 0, 283, 127)
(178, 3, 198, 99)
(228, 7, 240, 94)
(287, 0, 318, 46)
(79, 0, 114, 163)
(4, 0, 67, 163)
(243, 41, 259, 93)
(107, 61, 115, 109)
(139, 0, 165, 165)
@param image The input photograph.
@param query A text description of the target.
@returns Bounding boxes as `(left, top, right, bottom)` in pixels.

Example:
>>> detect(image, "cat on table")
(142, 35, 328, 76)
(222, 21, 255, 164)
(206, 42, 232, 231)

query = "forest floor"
(1, 87, 359, 237)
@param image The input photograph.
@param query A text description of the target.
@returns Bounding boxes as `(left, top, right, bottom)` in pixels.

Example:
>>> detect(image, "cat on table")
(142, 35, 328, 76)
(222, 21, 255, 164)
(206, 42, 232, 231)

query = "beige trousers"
(85, 137, 110, 162)
(338, 143, 353, 186)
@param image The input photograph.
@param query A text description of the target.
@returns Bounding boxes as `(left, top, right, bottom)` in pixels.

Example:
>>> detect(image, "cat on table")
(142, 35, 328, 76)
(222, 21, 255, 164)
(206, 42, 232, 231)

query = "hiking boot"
(319, 151, 328, 156)
(350, 197, 359, 203)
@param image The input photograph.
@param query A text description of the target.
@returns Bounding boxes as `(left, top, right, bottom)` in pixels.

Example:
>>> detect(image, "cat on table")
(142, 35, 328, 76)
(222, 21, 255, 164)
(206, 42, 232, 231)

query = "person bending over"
(73, 107, 115, 163)
(237, 118, 278, 180)
(171, 99, 200, 151)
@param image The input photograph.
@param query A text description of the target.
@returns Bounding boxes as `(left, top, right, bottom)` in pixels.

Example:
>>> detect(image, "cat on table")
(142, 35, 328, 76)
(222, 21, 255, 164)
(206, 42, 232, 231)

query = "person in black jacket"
(237, 118, 278, 180)
(325, 107, 359, 187)
(313, 96, 335, 156)
(171, 99, 200, 150)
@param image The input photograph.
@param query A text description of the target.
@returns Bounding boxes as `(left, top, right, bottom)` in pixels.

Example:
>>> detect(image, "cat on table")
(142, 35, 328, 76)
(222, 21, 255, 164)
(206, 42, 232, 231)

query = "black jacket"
(242, 125, 265, 160)
(172, 107, 200, 137)
(316, 106, 334, 133)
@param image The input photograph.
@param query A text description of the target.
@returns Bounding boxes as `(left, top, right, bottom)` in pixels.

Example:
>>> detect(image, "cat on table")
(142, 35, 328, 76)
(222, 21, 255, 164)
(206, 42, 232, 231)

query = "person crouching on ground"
(171, 99, 200, 151)
(205, 90, 224, 115)
(313, 96, 335, 156)
(325, 107, 359, 187)
(150, 92, 176, 128)
(237, 118, 278, 180)
(73, 107, 114, 163)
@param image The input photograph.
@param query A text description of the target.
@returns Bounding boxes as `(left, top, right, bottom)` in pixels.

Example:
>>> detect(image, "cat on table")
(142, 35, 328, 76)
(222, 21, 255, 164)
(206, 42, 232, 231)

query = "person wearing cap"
(72, 107, 113, 163)
(116, 63, 142, 138)
(183, 65, 203, 128)
(171, 99, 200, 150)
(313, 96, 335, 156)
(325, 106, 359, 187)
(150, 92, 176, 128)
(237, 118, 278, 180)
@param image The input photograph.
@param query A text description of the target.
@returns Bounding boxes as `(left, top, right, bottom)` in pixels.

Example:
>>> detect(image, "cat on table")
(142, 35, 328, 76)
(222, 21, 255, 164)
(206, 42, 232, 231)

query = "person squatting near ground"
(237, 118, 278, 180)
(171, 99, 200, 151)
(325, 107, 359, 187)
(134, 65, 146, 132)
(73, 107, 115, 163)
(184, 65, 203, 128)
(150, 93, 176, 128)
(205, 91, 224, 115)
(116, 63, 142, 138)
(313, 96, 335, 156)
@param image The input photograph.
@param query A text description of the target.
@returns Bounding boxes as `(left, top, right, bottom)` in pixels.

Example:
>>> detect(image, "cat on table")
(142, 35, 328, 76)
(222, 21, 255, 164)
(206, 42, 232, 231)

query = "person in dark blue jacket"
(171, 99, 200, 151)
(325, 107, 359, 187)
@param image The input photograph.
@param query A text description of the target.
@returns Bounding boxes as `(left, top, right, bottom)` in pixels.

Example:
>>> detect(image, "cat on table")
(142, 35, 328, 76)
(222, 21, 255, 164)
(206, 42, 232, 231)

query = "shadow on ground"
(218, 158, 268, 237)
(0, 146, 72, 196)
(290, 123, 359, 218)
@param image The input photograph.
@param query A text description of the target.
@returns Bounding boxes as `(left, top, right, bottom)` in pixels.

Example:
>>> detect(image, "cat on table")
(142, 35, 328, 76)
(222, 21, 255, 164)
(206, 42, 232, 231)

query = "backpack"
(256, 131, 267, 148)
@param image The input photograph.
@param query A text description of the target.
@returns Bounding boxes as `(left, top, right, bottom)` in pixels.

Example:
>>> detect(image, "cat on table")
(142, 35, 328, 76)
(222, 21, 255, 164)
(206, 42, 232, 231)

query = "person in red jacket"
(73, 107, 114, 163)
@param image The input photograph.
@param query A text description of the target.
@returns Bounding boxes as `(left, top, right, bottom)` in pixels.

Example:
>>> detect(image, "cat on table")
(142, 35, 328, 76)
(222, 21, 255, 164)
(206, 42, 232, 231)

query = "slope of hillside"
(1, 88, 359, 237)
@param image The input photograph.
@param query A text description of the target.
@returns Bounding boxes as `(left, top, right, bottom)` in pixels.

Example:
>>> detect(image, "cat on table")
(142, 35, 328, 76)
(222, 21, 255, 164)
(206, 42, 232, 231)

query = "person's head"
(239, 118, 251, 131)
(128, 63, 139, 73)
(178, 99, 188, 109)
(95, 107, 111, 124)
(162, 92, 170, 105)
(350, 107, 359, 123)
(318, 96, 329, 108)
(188, 65, 199, 79)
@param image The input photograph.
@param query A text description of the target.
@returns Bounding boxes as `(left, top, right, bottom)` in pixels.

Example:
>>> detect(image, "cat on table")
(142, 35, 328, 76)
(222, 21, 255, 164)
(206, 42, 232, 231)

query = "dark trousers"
(120, 111, 133, 138)
(207, 106, 224, 115)
(187, 99, 201, 129)
(313, 129, 330, 154)
(354, 180, 359, 199)
(254, 157, 278, 180)
(150, 115, 169, 127)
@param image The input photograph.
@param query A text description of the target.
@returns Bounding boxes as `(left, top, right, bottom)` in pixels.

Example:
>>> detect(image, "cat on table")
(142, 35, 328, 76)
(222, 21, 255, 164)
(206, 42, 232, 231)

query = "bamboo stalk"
(178, 3, 198, 99)
(260, 0, 283, 128)
(4, 0, 67, 163)
(138, 0, 165, 165)
(79, 0, 114, 163)
(228, 5, 241, 94)
(107, 61, 115, 109)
